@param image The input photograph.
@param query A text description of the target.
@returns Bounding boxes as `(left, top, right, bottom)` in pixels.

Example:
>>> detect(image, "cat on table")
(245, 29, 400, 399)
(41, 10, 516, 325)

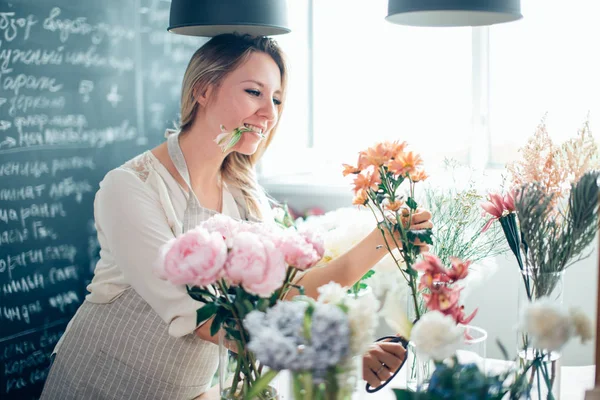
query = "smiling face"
(200, 51, 283, 156)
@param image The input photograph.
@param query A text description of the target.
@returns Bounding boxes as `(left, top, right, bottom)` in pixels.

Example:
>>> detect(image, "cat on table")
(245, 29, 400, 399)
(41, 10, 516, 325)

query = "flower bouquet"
(481, 118, 600, 397)
(244, 282, 379, 400)
(392, 299, 592, 400)
(155, 214, 325, 399)
(342, 140, 433, 323)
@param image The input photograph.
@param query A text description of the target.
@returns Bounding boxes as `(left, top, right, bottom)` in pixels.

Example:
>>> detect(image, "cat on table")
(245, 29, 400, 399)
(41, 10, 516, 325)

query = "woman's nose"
(258, 99, 277, 123)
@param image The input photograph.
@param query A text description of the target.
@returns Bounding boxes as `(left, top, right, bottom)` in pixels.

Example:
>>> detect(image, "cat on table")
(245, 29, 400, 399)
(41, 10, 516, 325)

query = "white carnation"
(411, 311, 463, 361)
(317, 282, 348, 305)
(519, 298, 573, 352)
(347, 291, 380, 356)
(569, 307, 593, 344)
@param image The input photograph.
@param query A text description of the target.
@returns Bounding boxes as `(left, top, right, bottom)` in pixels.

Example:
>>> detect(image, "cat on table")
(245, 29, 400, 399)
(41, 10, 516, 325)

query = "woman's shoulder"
(118, 151, 156, 182)
(99, 151, 157, 194)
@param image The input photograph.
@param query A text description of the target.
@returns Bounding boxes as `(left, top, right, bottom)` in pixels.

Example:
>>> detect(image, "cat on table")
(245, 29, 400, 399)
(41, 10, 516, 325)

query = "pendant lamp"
(386, 0, 522, 27)
(168, 0, 291, 37)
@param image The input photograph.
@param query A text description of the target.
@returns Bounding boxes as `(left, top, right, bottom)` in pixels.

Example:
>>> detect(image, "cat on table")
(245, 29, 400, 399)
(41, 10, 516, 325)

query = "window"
(260, 0, 600, 183)
(488, 0, 600, 166)
(261, 0, 472, 182)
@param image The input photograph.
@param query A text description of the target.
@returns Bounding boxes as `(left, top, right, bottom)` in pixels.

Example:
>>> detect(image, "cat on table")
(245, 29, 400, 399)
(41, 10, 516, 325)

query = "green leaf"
(362, 270, 375, 280)
(407, 228, 434, 245)
(210, 308, 227, 337)
(245, 369, 279, 400)
(243, 299, 255, 314)
(392, 389, 418, 400)
(406, 267, 418, 278)
(406, 197, 418, 210)
(496, 339, 510, 361)
(303, 304, 315, 341)
(196, 303, 217, 326)
(227, 328, 242, 341)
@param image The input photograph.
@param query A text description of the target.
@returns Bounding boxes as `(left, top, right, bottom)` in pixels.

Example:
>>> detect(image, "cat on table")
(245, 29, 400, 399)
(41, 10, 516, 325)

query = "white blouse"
(85, 150, 242, 338)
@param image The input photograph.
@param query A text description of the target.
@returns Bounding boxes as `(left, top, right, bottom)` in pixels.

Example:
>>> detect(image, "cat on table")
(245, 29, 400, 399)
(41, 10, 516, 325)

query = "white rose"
(411, 311, 463, 361)
(347, 292, 380, 355)
(317, 281, 347, 305)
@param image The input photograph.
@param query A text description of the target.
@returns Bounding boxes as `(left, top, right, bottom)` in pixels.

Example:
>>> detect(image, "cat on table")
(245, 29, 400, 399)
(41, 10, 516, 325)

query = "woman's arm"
(291, 209, 433, 299)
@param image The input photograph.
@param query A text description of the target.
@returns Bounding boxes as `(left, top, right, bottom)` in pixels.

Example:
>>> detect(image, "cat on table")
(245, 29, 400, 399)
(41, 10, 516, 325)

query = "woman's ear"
(194, 84, 213, 107)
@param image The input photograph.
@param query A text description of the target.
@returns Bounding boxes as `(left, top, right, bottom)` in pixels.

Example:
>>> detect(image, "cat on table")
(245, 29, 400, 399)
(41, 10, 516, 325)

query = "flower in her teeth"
(243, 123, 266, 139)
(214, 124, 264, 153)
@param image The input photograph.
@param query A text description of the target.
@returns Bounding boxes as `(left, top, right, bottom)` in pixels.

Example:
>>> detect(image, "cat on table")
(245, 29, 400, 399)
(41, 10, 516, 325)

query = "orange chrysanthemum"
(342, 163, 361, 177)
(353, 189, 369, 206)
(352, 168, 381, 193)
(357, 151, 370, 170)
(363, 143, 392, 167)
(385, 199, 404, 211)
(410, 169, 428, 182)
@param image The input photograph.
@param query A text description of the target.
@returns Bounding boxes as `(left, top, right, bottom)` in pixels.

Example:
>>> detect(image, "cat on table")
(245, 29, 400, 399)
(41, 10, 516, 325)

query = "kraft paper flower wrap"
(155, 214, 325, 400)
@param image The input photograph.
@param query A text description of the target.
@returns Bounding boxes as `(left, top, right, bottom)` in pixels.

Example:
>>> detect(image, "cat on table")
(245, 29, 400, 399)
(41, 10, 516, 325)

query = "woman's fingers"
(363, 349, 393, 386)
(411, 209, 432, 225)
(410, 220, 434, 231)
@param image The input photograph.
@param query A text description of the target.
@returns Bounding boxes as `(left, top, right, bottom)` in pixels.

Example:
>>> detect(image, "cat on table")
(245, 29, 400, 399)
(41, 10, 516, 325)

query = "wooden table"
(195, 363, 596, 399)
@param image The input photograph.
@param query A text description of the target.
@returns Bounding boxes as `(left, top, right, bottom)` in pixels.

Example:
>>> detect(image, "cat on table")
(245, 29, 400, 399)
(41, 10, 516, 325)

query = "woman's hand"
(362, 338, 407, 388)
(379, 208, 433, 253)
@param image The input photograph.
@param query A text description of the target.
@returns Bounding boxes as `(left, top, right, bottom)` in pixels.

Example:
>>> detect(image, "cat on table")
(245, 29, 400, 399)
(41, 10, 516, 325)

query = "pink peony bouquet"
(155, 214, 324, 399)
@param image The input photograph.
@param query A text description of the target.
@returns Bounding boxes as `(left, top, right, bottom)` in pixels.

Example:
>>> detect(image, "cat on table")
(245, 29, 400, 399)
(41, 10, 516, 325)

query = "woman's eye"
(273, 98, 282, 106)
(246, 89, 261, 97)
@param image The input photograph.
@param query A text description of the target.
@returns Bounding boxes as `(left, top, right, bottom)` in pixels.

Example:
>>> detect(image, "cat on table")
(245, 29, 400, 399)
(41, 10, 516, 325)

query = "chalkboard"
(0, 1, 207, 398)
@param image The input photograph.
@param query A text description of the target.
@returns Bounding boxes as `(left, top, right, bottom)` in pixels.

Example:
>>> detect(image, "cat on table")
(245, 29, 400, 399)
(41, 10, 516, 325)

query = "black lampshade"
(168, 0, 291, 37)
(386, 0, 522, 27)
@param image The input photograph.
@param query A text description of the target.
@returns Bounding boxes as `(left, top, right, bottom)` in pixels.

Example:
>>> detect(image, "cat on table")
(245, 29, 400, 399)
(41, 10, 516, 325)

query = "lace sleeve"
(120, 151, 154, 182)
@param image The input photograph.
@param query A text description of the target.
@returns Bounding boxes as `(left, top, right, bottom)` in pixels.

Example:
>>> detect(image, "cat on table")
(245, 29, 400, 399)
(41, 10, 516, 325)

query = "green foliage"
(421, 162, 507, 267)
(511, 170, 600, 298)
(196, 302, 218, 326)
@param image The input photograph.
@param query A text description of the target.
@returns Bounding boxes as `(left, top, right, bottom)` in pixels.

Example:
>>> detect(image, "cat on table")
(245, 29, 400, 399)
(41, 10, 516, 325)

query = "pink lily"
(448, 257, 470, 281)
(503, 189, 516, 212)
(414, 253, 447, 275)
(481, 192, 507, 232)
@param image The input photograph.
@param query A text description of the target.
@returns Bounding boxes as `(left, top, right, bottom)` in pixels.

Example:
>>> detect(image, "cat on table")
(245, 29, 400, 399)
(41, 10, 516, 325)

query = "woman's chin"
(233, 136, 262, 155)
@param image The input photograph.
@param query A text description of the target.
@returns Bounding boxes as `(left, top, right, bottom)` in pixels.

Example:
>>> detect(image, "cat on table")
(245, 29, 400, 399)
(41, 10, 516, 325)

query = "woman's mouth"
(243, 123, 265, 139)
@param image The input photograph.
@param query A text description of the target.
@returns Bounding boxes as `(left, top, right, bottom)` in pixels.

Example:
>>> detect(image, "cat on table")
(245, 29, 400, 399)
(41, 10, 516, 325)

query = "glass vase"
(404, 341, 434, 391)
(404, 289, 430, 391)
(456, 325, 488, 373)
(517, 270, 564, 400)
(289, 356, 362, 400)
(218, 319, 278, 400)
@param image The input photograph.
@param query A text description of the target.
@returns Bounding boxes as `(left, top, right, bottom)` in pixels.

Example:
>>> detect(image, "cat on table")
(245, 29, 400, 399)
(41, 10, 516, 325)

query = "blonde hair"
(178, 34, 288, 220)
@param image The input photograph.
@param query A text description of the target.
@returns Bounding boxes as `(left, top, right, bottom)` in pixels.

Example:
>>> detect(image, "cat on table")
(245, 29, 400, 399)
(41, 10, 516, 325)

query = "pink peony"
(157, 227, 228, 287)
(224, 232, 286, 297)
(279, 228, 325, 271)
(244, 221, 284, 243)
(201, 214, 245, 246)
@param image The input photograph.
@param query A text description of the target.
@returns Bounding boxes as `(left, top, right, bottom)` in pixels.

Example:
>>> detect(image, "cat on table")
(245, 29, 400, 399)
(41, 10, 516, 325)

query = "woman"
(40, 34, 432, 399)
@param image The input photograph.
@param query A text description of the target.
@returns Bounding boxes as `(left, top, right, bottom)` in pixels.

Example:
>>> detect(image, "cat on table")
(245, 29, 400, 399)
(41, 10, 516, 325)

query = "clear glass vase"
(289, 357, 362, 400)
(218, 319, 278, 400)
(517, 270, 564, 400)
(404, 341, 434, 391)
(456, 325, 488, 373)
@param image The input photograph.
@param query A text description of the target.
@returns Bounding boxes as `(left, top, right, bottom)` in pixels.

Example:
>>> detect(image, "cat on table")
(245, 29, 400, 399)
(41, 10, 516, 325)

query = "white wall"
(264, 181, 599, 366)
